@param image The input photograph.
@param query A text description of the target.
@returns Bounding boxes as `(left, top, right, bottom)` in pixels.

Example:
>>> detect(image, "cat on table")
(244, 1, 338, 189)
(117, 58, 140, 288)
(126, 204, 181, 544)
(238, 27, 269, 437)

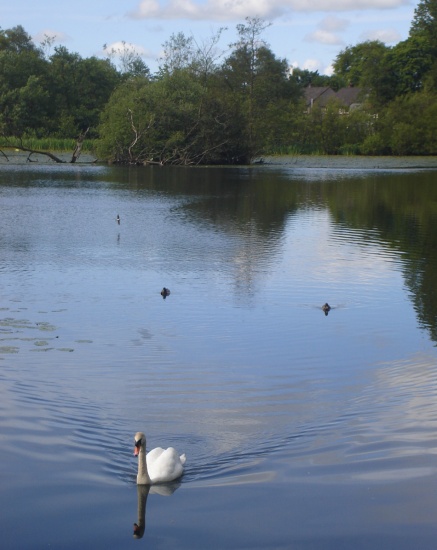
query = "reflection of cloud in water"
(370, 352, 437, 440)
(345, 352, 437, 482)
(354, 466, 435, 482)
(283, 210, 401, 288)
(191, 468, 277, 488)
(276, 352, 437, 486)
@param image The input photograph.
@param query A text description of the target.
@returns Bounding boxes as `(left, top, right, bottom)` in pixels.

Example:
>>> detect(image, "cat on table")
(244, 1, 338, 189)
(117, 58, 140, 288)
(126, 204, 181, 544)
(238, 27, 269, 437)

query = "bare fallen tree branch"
(15, 143, 65, 163)
(1, 131, 96, 164)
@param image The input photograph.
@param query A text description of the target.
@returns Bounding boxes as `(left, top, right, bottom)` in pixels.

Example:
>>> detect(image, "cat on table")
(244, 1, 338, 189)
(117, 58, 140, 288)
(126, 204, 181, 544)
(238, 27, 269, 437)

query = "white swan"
(134, 432, 186, 485)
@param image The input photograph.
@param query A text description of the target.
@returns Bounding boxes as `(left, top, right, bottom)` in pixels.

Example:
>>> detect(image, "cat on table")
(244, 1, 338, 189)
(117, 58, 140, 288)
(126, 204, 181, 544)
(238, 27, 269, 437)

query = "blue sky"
(3, 0, 418, 75)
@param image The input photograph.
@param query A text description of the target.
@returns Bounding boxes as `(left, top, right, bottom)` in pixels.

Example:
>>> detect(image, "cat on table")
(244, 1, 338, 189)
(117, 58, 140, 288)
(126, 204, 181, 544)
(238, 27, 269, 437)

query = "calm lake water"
(1, 156, 437, 549)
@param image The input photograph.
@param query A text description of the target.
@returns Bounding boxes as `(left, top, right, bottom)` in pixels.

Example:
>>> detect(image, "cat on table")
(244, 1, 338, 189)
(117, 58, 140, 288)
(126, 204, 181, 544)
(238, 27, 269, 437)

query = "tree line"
(1, 0, 436, 164)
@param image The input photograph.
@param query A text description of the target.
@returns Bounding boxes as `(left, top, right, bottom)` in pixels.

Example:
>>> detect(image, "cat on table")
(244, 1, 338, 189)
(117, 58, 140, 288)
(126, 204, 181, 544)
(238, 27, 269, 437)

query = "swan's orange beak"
(134, 439, 142, 456)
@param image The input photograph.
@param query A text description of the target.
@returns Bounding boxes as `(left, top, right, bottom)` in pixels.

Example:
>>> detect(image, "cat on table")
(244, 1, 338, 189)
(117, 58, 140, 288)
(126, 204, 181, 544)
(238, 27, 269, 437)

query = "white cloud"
(131, 0, 279, 20)
(319, 15, 349, 32)
(131, 0, 410, 21)
(292, 58, 333, 75)
(134, 0, 161, 17)
(304, 16, 349, 45)
(305, 29, 344, 45)
(359, 28, 402, 43)
(33, 29, 70, 46)
(302, 58, 323, 71)
(104, 41, 155, 59)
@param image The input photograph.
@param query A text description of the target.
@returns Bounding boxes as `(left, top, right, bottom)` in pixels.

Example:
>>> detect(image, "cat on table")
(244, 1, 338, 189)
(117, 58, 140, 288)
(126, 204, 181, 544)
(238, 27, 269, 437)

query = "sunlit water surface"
(1, 157, 437, 549)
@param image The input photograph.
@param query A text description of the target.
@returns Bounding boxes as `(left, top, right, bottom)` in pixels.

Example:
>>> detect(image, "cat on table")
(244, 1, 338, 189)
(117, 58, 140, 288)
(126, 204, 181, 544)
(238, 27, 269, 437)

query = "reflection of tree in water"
(325, 171, 437, 343)
(174, 170, 302, 304)
(108, 164, 303, 304)
(118, 164, 437, 338)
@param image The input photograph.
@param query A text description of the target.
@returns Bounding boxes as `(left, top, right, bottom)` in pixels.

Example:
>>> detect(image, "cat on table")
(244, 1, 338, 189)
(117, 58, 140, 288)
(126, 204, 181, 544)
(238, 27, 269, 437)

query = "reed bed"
(5, 137, 95, 153)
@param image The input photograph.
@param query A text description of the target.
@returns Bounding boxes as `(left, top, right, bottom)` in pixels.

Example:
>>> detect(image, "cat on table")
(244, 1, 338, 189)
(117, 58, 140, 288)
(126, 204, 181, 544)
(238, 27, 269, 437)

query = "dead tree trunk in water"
(71, 127, 90, 163)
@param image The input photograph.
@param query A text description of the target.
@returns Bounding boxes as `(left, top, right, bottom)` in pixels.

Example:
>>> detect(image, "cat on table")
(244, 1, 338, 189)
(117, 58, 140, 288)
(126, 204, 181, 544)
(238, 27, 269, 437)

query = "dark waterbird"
(161, 287, 170, 299)
(116, 214, 120, 225)
(322, 303, 331, 316)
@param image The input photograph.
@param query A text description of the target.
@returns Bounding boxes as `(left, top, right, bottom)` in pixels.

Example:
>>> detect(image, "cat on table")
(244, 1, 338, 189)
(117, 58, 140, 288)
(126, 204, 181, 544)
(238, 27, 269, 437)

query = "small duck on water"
(161, 287, 171, 298)
(116, 214, 121, 225)
(322, 303, 331, 316)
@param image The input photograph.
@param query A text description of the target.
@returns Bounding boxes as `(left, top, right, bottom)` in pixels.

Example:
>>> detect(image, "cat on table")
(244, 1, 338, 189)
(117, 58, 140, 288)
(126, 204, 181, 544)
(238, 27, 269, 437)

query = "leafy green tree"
(410, 0, 437, 87)
(289, 68, 345, 90)
(384, 92, 437, 154)
(9, 75, 50, 136)
(333, 36, 434, 106)
(47, 47, 120, 137)
(159, 32, 196, 75)
(223, 17, 271, 157)
(158, 28, 226, 84)
(72, 56, 121, 134)
(0, 27, 48, 137)
(97, 70, 234, 164)
(104, 41, 150, 79)
(316, 99, 347, 154)
(333, 40, 388, 88)
(0, 25, 36, 53)
(410, 0, 437, 42)
(385, 35, 433, 96)
(97, 78, 156, 163)
(220, 17, 294, 160)
(190, 28, 227, 82)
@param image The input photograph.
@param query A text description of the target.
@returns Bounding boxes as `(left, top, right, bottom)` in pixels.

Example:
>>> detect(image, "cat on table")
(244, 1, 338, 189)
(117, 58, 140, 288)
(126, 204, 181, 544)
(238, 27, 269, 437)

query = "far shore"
(2, 149, 437, 169)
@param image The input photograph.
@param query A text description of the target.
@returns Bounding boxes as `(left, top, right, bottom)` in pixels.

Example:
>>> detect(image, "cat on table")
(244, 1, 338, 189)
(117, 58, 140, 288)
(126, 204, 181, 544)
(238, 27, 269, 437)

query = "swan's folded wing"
(146, 447, 165, 462)
(148, 447, 185, 483)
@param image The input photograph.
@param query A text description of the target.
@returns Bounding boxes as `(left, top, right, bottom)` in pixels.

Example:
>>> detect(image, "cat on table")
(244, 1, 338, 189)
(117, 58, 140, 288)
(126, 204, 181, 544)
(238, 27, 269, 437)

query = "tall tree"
(221, 17, 293, 160)
(104, 41, 150, 79)
(0, 25, 36, 53)
(159, 32, 196, 75)
(410, 0, 437, 42)
(47, 46, 120, 136)
(158, 28, 226, 82)
(385, 35, 433, 96)
(410, 0, 437, 87)
(333, 40, 388, 88)
(0, 26, 48, 137)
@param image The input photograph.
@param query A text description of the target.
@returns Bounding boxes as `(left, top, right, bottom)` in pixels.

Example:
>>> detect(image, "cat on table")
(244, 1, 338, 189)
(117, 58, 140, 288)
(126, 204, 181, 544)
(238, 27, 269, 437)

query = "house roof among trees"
(304, 86, 337, 108)
(336, 87, 363, 107)
(304, 86, 364, 109)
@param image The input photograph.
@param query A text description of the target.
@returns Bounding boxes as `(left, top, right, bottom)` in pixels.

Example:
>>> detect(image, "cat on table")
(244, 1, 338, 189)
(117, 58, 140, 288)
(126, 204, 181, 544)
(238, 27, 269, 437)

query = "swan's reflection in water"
(133, 482, 181, 539)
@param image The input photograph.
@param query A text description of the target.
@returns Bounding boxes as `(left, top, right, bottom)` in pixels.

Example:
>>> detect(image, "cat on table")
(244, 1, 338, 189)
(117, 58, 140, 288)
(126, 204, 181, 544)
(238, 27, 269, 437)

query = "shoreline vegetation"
(2, 147, 437, 171)
(1, 1, 437, 165)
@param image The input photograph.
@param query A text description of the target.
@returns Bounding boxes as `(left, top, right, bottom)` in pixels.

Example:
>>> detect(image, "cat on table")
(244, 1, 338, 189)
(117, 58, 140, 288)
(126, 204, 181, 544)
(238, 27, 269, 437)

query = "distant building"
(304, 85, 365, 113)
(304, 86, 338, 112)
(335, 87, 364, 112)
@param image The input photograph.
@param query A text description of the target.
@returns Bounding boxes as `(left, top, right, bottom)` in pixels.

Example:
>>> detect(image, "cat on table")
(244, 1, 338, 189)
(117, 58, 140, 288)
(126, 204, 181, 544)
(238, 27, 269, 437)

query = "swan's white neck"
(137, 445, 152, 485)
